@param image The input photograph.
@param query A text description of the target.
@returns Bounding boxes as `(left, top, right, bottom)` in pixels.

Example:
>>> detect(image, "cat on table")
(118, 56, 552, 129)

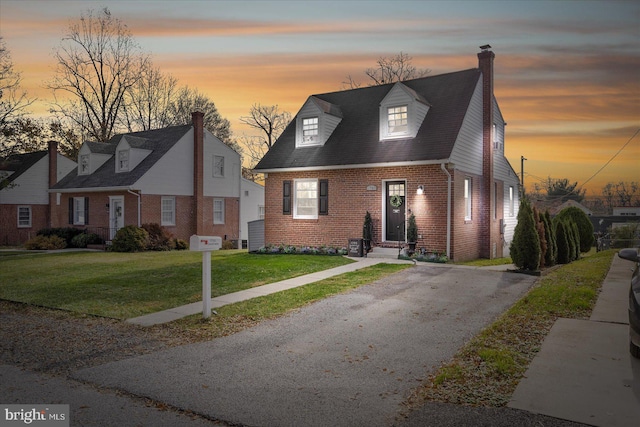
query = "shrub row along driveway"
(73, 264, 537, 426)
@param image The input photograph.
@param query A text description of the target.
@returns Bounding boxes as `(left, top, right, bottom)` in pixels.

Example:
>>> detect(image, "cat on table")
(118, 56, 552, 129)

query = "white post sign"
(189, 235, 222, 318)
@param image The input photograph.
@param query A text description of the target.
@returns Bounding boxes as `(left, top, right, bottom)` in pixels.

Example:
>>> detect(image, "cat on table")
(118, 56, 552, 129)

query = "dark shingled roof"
(52, 124, 191, 190)
(0, 151, 48, 183)
(254, 68, 480, 171)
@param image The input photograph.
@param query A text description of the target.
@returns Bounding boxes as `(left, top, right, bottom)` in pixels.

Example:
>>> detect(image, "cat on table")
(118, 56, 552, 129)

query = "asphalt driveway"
(74, 264, 537, 426)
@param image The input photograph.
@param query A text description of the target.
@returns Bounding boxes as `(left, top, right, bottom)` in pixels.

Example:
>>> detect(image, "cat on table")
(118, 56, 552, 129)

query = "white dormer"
(77, 142, 111, 175)
(379, 82, 430, 141)
(115, 136, 152, 173)
(295, 96, 342, 148)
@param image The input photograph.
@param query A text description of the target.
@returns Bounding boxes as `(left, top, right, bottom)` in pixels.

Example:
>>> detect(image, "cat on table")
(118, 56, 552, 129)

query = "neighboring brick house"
(0, 142, 76, 245)
(50, 112, 255, 245)
(254, 46, 520, 261)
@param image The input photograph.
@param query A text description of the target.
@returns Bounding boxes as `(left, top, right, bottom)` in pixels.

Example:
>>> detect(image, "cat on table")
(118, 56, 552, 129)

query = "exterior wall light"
(417, 185, 424, 195)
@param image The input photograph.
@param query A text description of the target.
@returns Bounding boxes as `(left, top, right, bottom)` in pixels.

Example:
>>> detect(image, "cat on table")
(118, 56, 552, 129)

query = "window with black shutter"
(283, 180, 291, 215)
(319, 179, 328, 215)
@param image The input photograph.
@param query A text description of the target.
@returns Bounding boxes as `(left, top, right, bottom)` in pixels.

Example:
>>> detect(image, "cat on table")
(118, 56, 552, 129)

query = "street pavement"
(2, 253, 637, 426)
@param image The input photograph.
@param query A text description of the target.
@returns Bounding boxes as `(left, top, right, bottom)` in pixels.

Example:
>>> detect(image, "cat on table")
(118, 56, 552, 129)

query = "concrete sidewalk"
(508, 253, 640, 426)
(127, 257, 414, 326)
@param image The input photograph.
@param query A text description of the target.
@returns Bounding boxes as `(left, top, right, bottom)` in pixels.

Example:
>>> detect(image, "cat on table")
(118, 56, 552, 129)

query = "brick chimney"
(47, 140, 58, 228)
(192, 111, 205, 235)
(478, 45, 495, 258)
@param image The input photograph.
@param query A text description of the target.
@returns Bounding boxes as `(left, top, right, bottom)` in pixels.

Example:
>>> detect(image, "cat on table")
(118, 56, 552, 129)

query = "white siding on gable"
(203, 130, 241, 198)
(134, 130, 194, 195)
(0, 154, 76, 205)
(295, 97, 342, 147)
(77, 144, 110, 175)
(450, 78, 483, 175)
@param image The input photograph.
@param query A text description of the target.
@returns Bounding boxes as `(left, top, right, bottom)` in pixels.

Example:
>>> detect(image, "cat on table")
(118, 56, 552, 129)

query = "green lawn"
(0, 250, 354, 319)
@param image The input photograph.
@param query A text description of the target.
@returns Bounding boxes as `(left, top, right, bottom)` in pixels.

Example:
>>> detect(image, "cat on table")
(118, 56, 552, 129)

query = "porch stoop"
(365, 247, 401, 259)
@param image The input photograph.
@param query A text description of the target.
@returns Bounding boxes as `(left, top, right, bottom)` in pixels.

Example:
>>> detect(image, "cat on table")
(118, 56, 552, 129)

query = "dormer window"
(388, 105, 408, 135)
(302, 117, 319, 144)
(79, 154, 89, 175)
(295, 96, 342, 148)
(379, 82, 430, 141)
(117, 149, 129, 172)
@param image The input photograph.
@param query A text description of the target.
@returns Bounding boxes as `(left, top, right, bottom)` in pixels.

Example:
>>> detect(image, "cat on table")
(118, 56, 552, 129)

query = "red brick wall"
(265, 165, 463, 256)
(49, 192, 239, 244)
(0, 204, 48, 246)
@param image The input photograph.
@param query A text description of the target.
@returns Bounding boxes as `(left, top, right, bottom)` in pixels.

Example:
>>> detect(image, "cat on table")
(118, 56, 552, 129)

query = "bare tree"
(120, 62, 178, 132)
(47, 8, 149, 142)
(343, 52, 431, 89)
(239, 104, 291, 168)
(0, 37, 36, 156)
(602, 181, 640, 208)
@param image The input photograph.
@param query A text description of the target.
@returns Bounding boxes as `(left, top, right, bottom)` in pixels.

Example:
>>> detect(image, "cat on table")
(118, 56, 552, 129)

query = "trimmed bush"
(71, 233, 103, 248)
(533, 207, 547, 269)
(110, 226, 149, 252)
(141, 223, 175, 251)
(24, 235, 67, 250)
(37, 227, 84, 247)
(509, 198, 541, 271)
(543, 210, 557, 266)
(554, 206, 594, 253)
(221, 240, 236, 250)
(174, 239, 188, 250)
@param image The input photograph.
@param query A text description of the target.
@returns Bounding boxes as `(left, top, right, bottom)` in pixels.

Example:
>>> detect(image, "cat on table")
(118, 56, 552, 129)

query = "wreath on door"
(390, 195, 403, 208)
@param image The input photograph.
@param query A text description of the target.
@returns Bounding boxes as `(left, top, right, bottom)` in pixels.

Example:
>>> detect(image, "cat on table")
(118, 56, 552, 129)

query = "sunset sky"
(1, 0, 638, 196)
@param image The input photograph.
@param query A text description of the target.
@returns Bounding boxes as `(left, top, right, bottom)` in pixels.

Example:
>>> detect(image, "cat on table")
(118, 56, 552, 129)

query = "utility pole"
(520, 155, 527, 198)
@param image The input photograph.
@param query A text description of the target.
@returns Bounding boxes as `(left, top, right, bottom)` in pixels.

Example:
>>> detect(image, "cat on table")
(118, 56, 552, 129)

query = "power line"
(579, 127, 640, 189)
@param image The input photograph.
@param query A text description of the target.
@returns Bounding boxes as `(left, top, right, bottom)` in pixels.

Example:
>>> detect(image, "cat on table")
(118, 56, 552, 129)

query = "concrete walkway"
(127, 257, 415, 326)
(508, 253, 640, 426)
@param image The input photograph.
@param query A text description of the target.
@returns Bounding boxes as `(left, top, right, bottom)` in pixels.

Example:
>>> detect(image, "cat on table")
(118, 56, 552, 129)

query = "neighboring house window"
(161, 196, 176, 226)
(214, 198, 225, 224)
(293, 179, 318, 219)
(17, 206, 31, 228)
(302, 117, 319, 144)
(69, 197, 89, 225)
(258, 205, 265, 219)
(80, 154, 90, 175)
(464, 178, 472, 221)
(117, 149, 129, 172)
(509, 186, 515, 217)
(213, 155, 225, 177)
(387, 105, 408, 134)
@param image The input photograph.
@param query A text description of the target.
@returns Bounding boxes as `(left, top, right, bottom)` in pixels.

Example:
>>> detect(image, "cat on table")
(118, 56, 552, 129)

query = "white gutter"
(441, 163, 452, 259)
(48, 186, 135, 193)
(127, 189, 141, 227)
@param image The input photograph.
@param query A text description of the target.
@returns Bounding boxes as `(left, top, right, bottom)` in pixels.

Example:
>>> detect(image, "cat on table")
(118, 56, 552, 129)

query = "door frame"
(109, 195, 124, 240)
(382, 179, 407, 243)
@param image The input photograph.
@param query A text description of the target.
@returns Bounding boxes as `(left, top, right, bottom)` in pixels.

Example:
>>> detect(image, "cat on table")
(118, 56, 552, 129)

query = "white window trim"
(213, 155, 225, 177)
(17, 205, 32, 228)
(509, 186, 515, 217)
(79, 154, 90, 175)
(258, 205, 265, 220)
(297, 116, 322, 147)
(117, 149, 129, 172)
(387, 105, 409, 136)
(74, 197, 86, 225)
(464, 177, 472, 221)
(161, 196, 176, 226)
(293, 178, 319, 219)
(214, 198, 225, 224)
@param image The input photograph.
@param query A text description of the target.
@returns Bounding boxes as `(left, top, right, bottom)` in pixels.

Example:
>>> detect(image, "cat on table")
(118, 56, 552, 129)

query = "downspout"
(127, 189, 141, 227)
(441, 163, 451, 259)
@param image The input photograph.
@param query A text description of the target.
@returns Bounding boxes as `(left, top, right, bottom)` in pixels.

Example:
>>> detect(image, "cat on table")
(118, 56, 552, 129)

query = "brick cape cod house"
(0, 143, 77, 245)
(46, 112, 262, 245)
(253, 46, 520, 262)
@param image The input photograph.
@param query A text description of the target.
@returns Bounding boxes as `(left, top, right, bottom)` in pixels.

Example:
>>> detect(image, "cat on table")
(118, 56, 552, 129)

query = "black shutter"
(84, 197, 89, 225)
(319, 179, 328, 215)
(68, 197, 73, 224)
(283, 180, 291, 215)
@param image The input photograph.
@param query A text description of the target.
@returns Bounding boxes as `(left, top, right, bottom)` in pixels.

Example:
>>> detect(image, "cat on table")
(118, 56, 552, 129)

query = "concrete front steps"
(365, 246, 402, 259)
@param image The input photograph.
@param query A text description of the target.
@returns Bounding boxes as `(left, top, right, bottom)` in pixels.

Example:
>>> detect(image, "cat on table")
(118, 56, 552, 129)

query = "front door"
(109, 196, 124, 240)
(385, 181, 406, 242)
